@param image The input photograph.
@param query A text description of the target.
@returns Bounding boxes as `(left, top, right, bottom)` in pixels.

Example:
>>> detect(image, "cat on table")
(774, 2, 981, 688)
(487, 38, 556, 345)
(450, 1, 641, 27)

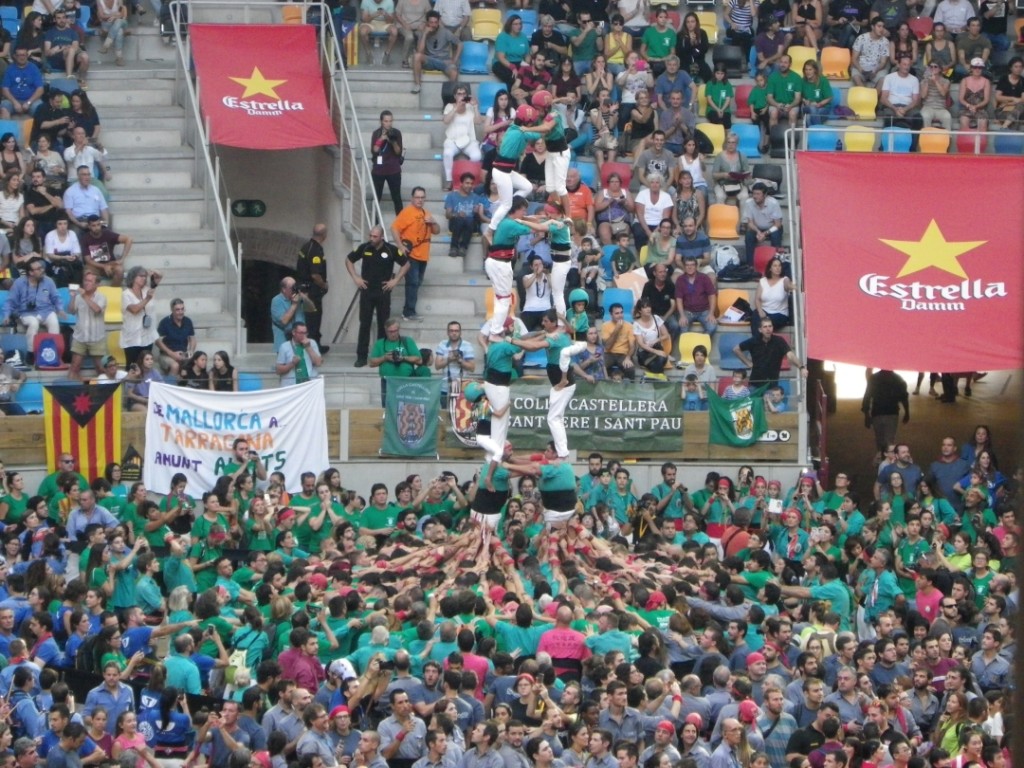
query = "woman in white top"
(120, 265, 162, 368)
(633, 173, 675, 248)
(678, 136, 707, 192)
(752, 255, 794, 333)
(615, 51, 655, 126)
(632, 297, 672, 374)
(520, 254, 552, 331)
(0, 171, 24, 236)
(42, 217, 81, 285)
(617, 0, 650, 39)
(442, 85, 483, 191)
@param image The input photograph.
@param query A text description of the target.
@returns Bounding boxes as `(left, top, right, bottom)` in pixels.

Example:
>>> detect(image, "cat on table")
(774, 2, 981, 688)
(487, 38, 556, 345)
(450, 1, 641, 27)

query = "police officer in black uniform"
(345, 226, 410, 368)
(296, 223, 329, 350)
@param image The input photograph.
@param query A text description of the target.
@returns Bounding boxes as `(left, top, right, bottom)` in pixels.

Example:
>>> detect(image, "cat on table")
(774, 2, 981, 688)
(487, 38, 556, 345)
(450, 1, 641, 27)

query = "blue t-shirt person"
(443, 189, 479, 219)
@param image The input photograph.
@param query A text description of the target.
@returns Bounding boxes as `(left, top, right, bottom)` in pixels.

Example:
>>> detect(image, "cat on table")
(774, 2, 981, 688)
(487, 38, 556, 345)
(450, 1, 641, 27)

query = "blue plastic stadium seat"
(806, 127, 841, 151)
(879, 127, 912, 153)
(573, 160, 597, 190)
(523, 347, 547, 368)
(459, 41, 490, 75)
(993, 133, 1024, 155)
(475, 81, 506, 116)
(15, 380, 44, 413)
(716, 332, 750, 371)
(732, 123, 762, 158)
(602, 288, 634, 321)
(238, 372, 263, 392)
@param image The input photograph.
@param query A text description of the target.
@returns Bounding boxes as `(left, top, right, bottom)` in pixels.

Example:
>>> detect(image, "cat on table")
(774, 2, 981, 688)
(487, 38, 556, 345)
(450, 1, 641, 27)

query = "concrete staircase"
(87, 64, 238, 357)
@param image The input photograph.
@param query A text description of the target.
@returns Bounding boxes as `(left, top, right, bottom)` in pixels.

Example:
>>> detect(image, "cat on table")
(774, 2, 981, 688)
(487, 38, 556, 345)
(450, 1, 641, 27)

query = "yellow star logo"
(880, 220, 987, 280)
(229, 67, 287, 99)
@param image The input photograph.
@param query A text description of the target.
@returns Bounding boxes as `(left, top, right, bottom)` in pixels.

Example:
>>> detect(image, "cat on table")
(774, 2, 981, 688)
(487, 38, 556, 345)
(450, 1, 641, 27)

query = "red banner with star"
(797, 153, 1024, 372)
(189, 24, 336, 150)
(44, 383, 122, 481)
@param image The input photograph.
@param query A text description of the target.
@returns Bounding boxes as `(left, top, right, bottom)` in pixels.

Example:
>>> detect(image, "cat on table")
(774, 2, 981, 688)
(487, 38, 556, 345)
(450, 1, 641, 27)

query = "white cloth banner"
(143, 379, 328, 495)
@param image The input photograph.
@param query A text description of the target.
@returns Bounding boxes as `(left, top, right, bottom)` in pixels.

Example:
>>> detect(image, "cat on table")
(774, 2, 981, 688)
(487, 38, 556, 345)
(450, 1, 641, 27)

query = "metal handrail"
(167, 1, 386, 352)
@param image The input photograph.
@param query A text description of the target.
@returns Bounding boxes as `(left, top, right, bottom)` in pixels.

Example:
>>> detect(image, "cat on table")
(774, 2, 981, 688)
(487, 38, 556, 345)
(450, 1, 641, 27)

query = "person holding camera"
(441, 85, 482, 193)
(370, 317, 429, 406)
(270, 276, 315, 349)
(219, 437, 269, 485)
(120, 265, 163, 368)
(434, 320, 475, 401)
(1, 255, 64, 361)
(275, 322, 322, 387)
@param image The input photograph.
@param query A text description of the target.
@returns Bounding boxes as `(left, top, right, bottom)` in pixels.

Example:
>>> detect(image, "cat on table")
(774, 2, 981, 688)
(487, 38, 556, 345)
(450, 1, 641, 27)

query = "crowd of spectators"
(0, 419, 1015, 768)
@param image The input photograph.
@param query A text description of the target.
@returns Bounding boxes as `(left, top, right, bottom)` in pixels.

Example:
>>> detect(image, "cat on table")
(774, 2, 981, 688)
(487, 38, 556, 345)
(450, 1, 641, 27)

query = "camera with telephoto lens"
(297, 283, 311, 294)
(391, 349, 403, 362)
(451, 349, 462, 360)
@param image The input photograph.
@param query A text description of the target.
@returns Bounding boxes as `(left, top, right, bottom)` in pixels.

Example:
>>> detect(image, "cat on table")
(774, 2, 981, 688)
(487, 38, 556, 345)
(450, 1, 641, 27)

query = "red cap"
(307, 573, 328, 589)
(656, 720, 675, 733)
(329, 705, 350, 718)
(746, 652, 766, 666)
(685, 713, 703, 729)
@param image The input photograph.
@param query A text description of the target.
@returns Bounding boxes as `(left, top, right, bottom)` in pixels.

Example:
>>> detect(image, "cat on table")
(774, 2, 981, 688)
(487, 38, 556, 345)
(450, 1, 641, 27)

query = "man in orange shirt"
(549, 168, 594, 233)
(391, 186, 440, 322)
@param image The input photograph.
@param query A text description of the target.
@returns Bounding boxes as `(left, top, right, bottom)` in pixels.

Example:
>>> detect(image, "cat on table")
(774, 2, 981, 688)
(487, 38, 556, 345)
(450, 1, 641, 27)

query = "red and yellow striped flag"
(43, 383, 122, 480)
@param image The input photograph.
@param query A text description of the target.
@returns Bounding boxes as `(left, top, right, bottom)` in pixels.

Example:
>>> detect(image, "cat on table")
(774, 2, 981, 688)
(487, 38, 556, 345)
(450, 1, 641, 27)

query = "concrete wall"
(219, 146, 355, 343)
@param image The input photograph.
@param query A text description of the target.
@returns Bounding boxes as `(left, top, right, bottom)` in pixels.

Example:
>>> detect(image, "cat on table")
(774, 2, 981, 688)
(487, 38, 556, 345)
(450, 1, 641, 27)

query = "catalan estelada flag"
(44, 383, 122, 480)
(189, 24, 337, 150)
(797, 153, 1024, 372)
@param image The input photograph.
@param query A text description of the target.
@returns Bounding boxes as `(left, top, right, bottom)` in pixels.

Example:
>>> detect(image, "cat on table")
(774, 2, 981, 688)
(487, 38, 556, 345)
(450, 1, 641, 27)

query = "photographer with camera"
(219, 437, 269, 485)
(369, 317, 430, 406)
(433, 320, 475, 402)
(1, 255, 64, 362)
(271, 276, 316, 349)
(276, 322, 322, 387)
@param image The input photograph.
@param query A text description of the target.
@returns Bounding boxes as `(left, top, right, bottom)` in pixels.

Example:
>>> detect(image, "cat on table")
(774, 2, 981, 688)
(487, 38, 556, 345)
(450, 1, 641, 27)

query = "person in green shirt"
(295, 483, 337, 551)
(244, 496, 276, 552)
(705, 65, 735, 129)
(800, 60, 834, 125)
(159, 473, 196, 534)
(731, 549, 774, 601)
(767, 54, 804, 129)
(191, 493, 230, 543)
(218, 436, 269, 485)
(894, 515, 930, 598)
(779, 560, 853, 632)
(135, 551, 165, 617)
(0, 471, 29, 524)
(164, 536, 198, 594)
(641, 9, 678, 74)
(36, 452, 88, 502)
(137, 500, 174, 548)
(189, 525, 227, 592)
(93, 479, 128, 519)
(610, 231, 637, 277)
(362, 483, 403, 537)
(273, 530, 310, 566)
(108, 533, 147, 611)
(749, 71, 771, 152)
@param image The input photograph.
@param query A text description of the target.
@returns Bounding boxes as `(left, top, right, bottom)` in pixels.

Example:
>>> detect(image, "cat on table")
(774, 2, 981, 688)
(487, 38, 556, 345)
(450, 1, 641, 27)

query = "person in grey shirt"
(497, 721, 530, 768)
(297, 705, 338, 767)
(413, 730, 459, 768)
(354, 732, 390, 768)
(459, 723, 503, 768)
(262, 684, 307, 747)
(379, 690, 428, 768)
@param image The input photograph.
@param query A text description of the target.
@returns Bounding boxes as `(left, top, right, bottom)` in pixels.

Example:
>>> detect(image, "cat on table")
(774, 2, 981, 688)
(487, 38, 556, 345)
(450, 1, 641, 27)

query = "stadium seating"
(574, 160, 598, 190)
(238, 373, 263, 392)
(459, 41, 491, 75)
(806, 127, 841, 151)
(821, 47, 851, 79)
(732, 123, 761, 157)
(471, 9, 502, 41)
(879, 127, 913, 153)
(452, 159, 484, 185)
(751, 163, 783, 196)
(908, 16, 933, 40)
(678, 332, 712, 364)
(98, 286, 123, 323)
(734, 85, 753, 118)
(994, 132, 1024, 155)
(601, 245, 617, 282)
(712, 45, 746, 78)
(844, 126, 877, 152)
(476, 81, 506, 115)
(280, 4, 303, 23)
(106, 331, 126, 365)
(716, 333, 748, 370)
(768, 124, 789, 158)
(697, 122, 725, 154)
(599, 162, 632, 189)
(753, 245, 780, 276)
(695, 11, 718, 43)
(786, 46, 816, 76)
(847, 87, 879, 120)
(956, 131, 988, 154)
(523, 347, 546, 368)
(716, 288, 751, 325)
(57, 288, 76, 325)
(918, 128, 950, 154)
(696, 83, 707, 116)
(15, 381, 43, 413)
(707, 204, 740, 239)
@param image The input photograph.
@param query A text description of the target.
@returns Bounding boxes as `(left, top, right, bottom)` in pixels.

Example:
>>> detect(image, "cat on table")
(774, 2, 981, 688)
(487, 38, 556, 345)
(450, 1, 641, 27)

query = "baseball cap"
(746, 652, 766, 666)
(970, 57, 985, 67)
(656, 720, 675, 733)
(86, 214, 102, 222)
(307, 573, 328, 590)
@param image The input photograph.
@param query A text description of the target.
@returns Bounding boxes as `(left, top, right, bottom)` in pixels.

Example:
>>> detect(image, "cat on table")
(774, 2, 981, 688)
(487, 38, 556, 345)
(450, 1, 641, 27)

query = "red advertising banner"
(190, 24, 336, 150)
(797, 153, 1024, 372)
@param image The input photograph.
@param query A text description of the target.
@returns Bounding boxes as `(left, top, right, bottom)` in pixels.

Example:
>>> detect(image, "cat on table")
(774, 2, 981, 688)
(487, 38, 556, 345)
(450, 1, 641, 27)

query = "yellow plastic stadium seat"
(821, 47, 851, 80)
(707, 204, 740, 239)
(106, 331, 126, 365)
(281, 5, 303, 23)
(98, 286, 123, 323)
(695, 11, 718, 44)
(472, 9, 502, 41)
(716, 288, 751, 324)
(844, 125, 877, 152)
(847, 86, 879, 120)
(638, 245, 649, 265)
(696, 82, 707, 117)
(698, 121, 725, 154)
(918, 127, 951, 154)
(786, 45, 816, 76)
(678, 332, 712, 364)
